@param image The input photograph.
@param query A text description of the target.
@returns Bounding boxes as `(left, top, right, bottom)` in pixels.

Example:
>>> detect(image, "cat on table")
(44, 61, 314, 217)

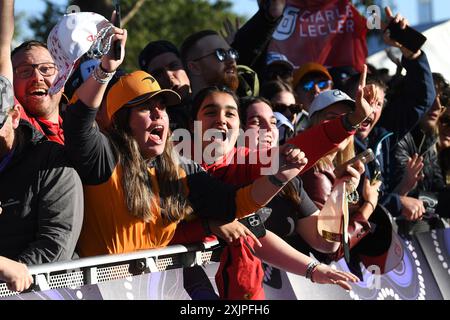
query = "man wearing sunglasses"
(0, 0, 64, 144)
(292, 62, 334, 113)
(181, 30, 241, 96)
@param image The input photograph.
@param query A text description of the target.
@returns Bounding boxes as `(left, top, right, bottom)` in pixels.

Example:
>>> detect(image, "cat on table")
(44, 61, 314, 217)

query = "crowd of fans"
(0, 0, 448, 298)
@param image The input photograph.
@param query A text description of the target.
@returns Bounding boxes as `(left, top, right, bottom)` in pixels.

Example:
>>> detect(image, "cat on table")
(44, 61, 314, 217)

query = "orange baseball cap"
(106, 70, 181, 121)
(292, 62, 332, 89)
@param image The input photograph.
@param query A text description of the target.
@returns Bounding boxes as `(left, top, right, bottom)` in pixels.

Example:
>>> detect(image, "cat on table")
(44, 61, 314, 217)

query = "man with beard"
(180, 30, 240, 97)
(0, 0, 64, 144)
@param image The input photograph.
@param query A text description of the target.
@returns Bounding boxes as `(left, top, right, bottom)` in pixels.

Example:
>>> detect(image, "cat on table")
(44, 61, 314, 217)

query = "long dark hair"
(240, 96, 302, 209)
(107, 106, 193, 224)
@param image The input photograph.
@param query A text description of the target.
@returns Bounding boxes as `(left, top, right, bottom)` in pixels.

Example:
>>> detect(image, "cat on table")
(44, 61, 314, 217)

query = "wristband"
(305, 260, 321, 282)
(92, 63, 115, 84)
(268, 174, 288, 188)
(341, 113, 361, 132)
(365, 200, 376, 211)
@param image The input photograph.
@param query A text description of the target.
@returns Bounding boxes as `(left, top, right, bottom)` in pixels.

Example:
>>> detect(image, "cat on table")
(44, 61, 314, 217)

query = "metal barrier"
(0, 239, 221, 298)
(2, 228, 448, 300)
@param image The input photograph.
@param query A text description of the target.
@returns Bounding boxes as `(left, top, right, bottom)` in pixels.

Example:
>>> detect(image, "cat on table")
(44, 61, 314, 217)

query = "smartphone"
(239, 214, 266, 238)
(112, 0, 121, 60)
(371, 169, 382, 184)
(347, 148, 375, 166)
(386, 20, 427, 53)
(296, 110, 310, 132)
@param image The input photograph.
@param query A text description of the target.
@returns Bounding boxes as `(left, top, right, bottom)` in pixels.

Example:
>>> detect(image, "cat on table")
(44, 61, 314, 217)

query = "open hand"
(397, 154, 424, 195)
(311, 263, 359, 291)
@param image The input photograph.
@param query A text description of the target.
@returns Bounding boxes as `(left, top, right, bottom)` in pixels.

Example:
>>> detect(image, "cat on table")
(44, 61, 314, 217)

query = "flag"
(269, 0, 368, 72)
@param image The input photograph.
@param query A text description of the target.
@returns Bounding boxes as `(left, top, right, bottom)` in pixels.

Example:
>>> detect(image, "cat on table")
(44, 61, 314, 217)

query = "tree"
(12, 10, 27, 47)
(28, 0, 65, 43)
(27, 0, 246, 71)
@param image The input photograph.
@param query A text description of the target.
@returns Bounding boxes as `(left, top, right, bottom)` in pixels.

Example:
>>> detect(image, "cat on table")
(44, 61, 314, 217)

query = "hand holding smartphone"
(383, 6, 426, 54)
(347, 148, 375, 166)
(112, 0, 121, 60)
(334, 149, 375, 180)
(385, 21, 426, 54)
(238, 214, 266, 238)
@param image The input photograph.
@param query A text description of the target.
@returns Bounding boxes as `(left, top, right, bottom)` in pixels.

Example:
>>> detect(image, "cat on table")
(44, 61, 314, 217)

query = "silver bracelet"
(92, 63, 115, 84)
(305, 260, 320, 282)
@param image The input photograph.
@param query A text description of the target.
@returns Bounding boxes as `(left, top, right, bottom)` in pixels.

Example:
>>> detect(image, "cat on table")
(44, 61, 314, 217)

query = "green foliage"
(115, 0, 244, 71)
(27, 0, 245, 72)
(13, 10, 27, 45)
(28, 0, 65, 42)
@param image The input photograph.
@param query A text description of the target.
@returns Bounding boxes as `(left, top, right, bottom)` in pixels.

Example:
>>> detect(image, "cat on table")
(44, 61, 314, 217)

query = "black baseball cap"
(138, 40, 180, 70)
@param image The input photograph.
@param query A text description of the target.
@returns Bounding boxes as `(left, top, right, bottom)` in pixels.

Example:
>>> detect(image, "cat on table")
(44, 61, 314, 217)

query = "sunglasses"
(301, 79, 332, 92)
(272, 103, 302, 114)
(192, 48, 239, 62)
(440, 116, 450, 128)
(14, 63, 57, 79)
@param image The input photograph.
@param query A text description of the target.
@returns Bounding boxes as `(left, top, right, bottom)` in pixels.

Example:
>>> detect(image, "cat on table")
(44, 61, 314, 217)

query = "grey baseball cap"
(309, 89, 355, 118)
(0, 75, 15, 129)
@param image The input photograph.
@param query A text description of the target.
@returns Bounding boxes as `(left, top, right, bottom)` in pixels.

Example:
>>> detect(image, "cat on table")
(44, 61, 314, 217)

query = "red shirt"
(19, 104, 64, 145)
(202, 116, 353, 185)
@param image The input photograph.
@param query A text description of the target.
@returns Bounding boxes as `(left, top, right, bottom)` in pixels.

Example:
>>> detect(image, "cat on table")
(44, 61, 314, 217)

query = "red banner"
(269, 0, 368, 72)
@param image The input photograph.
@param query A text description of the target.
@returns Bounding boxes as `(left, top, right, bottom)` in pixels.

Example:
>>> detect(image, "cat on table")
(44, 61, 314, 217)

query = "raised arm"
(286, 66, 375, 172)
(0, 0, 15, 82)
(379, 7, 436, 143)
(75, 27, 127, 109)
(64, 26, 127, 184)
(232, 0, 285, 68)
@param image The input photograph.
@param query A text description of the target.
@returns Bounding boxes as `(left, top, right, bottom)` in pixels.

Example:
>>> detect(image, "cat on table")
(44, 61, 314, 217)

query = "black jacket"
(232, 9, 282, 75)
(0, 121, 83, 264)
(393, 126, 445, 197)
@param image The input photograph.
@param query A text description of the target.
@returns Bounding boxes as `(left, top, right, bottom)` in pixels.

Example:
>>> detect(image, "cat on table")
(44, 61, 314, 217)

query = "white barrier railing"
(0, 239, 221, 298)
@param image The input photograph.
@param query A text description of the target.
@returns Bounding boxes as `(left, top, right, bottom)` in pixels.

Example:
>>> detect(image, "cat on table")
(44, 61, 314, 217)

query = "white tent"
(367, 19, 450, 80)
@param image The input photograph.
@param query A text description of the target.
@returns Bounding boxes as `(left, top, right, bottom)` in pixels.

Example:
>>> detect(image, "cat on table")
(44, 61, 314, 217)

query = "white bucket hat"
(47, 12, 111, 95)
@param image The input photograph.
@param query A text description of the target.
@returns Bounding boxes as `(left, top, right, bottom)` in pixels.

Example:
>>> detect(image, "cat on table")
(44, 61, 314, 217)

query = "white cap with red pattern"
(47, 12, 110, 95)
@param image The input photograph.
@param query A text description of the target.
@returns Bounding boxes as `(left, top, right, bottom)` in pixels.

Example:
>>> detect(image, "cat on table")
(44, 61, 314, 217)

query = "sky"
(14, 0, 450, 39)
